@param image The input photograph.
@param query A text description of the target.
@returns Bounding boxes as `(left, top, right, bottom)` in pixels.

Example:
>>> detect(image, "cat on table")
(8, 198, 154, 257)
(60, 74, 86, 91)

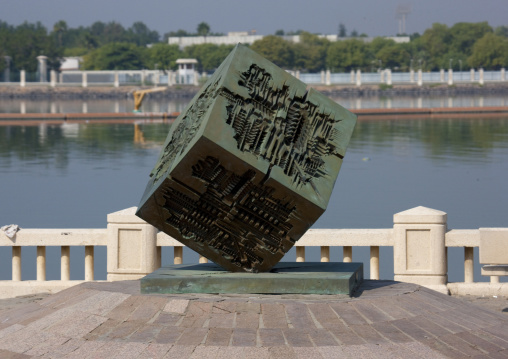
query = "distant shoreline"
(1, 83, 508, 100)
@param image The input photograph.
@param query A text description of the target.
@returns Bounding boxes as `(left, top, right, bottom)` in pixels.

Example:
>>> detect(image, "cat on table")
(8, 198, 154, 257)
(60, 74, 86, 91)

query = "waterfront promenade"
(1, 280, 508, 358)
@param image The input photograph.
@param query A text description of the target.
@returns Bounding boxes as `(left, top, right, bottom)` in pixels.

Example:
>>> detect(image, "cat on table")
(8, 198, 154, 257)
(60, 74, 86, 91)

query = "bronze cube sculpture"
(136, 44, 357, 273)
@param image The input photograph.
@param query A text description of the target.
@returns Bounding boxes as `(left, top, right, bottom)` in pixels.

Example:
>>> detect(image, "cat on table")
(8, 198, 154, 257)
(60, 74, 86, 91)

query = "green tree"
(326, 39, 369, 72)
(420, 23, 451, 69)
(127, 21, 159, 46)
(449, 22, 492, 56)
(197, 22, 211, 37)
(338, 23, 347, 37)
(468, 33, 508, 69)
(250, 35, 294, 68)
(52, 20, 68, 47)
(375, 45, 410, 70)
(495, 26, 508, 37)
(184, 43, 234, 72)
(292, 32, 328, 72)
(83, 42, 146, 70)
(147, 43, 182, 70)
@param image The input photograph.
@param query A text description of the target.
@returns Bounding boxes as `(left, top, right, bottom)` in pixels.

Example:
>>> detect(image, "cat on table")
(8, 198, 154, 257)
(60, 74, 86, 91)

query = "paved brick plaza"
(1, 280, 508, 358)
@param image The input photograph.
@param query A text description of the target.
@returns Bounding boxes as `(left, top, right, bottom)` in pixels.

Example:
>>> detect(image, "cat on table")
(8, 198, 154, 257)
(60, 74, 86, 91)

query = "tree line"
(1, 20, 507, 75)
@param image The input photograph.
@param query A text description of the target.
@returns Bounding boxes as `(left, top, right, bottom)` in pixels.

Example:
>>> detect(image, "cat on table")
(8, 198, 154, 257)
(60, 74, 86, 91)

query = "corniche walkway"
(1, 280, 508, 358)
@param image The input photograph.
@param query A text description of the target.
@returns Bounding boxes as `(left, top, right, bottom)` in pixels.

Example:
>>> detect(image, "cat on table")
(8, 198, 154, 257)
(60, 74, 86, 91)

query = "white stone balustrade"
(1, 206, 507, 298)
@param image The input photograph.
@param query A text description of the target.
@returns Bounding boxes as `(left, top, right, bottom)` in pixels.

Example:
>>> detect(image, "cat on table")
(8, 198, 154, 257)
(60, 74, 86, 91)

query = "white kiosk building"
(176, 58, 199, 85)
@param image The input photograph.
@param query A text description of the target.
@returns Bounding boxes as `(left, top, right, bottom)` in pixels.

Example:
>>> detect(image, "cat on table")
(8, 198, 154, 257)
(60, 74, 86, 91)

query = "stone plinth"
(136, 44, 357, 273)
(141, 262, 363, 295)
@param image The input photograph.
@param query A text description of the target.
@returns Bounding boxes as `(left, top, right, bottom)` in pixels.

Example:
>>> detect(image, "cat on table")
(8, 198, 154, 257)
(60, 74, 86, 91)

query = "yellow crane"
(133, 87, 167, 112)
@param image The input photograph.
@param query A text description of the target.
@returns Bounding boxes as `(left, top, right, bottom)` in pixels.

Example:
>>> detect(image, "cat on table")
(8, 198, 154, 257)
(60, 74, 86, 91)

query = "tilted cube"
(136, 44, 357, 272)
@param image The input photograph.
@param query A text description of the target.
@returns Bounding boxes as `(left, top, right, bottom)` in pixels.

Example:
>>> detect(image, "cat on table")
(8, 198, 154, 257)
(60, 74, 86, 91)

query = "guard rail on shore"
(1, 206, 506, 298)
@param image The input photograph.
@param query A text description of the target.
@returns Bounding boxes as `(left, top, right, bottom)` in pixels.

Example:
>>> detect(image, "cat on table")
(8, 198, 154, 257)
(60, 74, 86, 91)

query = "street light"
(410, 58, 413, 71)
(449, 58, 453, 70)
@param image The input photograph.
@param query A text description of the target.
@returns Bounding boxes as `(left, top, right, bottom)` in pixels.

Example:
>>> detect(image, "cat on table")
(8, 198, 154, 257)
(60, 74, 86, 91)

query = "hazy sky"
(1, 0, 506, 37)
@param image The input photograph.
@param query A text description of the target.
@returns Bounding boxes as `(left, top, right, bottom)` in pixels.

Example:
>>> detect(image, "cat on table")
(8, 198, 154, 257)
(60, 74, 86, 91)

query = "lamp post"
(449, 58, 453, 70)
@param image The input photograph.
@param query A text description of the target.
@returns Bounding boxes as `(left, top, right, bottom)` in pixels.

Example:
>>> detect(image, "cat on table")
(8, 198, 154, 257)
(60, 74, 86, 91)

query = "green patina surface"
(141, 262, 363, 295)
(137, 44, 357, 273)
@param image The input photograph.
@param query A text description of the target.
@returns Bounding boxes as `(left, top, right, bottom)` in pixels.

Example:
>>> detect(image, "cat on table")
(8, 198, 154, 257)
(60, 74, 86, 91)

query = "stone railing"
(1, 206, 506, 298)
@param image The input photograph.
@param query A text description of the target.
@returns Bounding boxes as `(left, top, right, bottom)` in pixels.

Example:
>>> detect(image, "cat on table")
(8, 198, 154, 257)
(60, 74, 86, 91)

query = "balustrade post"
(85, 246, 94, 281)
(61, 246, 70, 281)
(37, 246, 46, 281)
(107, 207, 158, 281)
(470, 68, 475, 82)
(393, 206, 448, 294)
(320, 70, 325, 85)
(199, 255, 208, 263)
(20, 70, 26, 87)
(448, 69, 453, 85)
(50, 70, 57, 87)
(350, 69, 355, 84)
(296, 246, 305, 262)
(174, 247, 183, 264)
(479, 68, 484, 85)
(343, 246, 352, 262)
(464, 247, 474, 283)
(417, 69, 422, 86)
(501, 68, 506, 82)
(370, 246, 380, 280)
(325, 69, 331, 85)
(114, 71, 119, 87)
(491, 276, 500, 284)
(410, 69, 414, 83)
(320, 246, 330, 262)
(356, 70, 361, 86)
(82, 71, 87, 88)
(12, 246, 21, 281)
(440, 69, 445, 83)
(386, 69, 392, 85)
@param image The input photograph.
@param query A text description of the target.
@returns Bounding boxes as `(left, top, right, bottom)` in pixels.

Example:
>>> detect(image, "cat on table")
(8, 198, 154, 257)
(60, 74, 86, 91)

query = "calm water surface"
(1, 109, 507, 282)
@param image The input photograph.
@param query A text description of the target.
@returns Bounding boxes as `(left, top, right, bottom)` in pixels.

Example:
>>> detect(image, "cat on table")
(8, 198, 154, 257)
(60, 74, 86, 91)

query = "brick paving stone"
(283, 328, 313, 347)
(83, 318, 121, 340)
(163, 344, 196, 358)
(351, 300, 392, 323)
(422, 312, 469, 334)
(180, 301, 213, 328)
(208, 311, 235, 328)
(0, 349, 31, 358)
(307, 329, 339, 346)
(404, 292, 445, 314)
(370, 322, 412, 343)
(106, 319, 144, 339)
(235, 312, 259, 329)
(0, 324, 24, 340)
(231, 328, 257, 346)
(474, 329, 508, 349)
(364, 343, 413, 359)
(420, 338, 468, 359)
(484, 324, 508, 342)
(328, 327, 366, 346)
(155, 326, 185, 344)
(390, 318, 434, 342)
(236, 302, 260, 314)
(24, 334, 69, 356)
(63, 338, 108, 359)
(401, 341, 448, 359)
(152, 312, 181, 326)
(261, 303, 288, 329)
(0, 326, 52, 353)
(410, 315, 454, 337)
(18, 306, 58, 327)
(68, 291, 130, 317)
(448, 308, 497, 329)
(307, 303, 344, 329)
(0, 303, 49, 326)
(329, 302, 368, 326)
(392, 295, 433, 317)
(268, 346, 296, 359)
(128, 296, 167, 322)
(51, 314, 108, 338)
(221, 346, 270, 359)
(455, 331, 506, 355)
(128, 323, 163, 342)
(438, 333, 487, 357)
(39, 287, 95, 309)
(259, 328, 286, 346)
(349, 323, 387, 344)
(205, 328, 232, 346)
(369, 297, 412, 320)
(41, 338, 86, 358)
(341, 344, 378, 359)
(189, 345, 220, 359)
(318, 345, 350, 359)
(138, 343, 172, 359)
(105, 295, 145, 321)
(284, 303, 316, 329)
(293, 346, 324, 359)
(176, 327, 208, 346)
(438, 308, 484, 331)
(164, 299, 189, 314)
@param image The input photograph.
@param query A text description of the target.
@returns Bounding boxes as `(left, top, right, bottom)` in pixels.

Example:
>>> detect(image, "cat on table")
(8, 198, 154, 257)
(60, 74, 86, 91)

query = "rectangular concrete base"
(141, 262, 363, 295)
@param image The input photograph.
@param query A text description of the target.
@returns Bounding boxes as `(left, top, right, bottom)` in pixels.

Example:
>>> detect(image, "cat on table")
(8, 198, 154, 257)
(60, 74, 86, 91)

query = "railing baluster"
(343, 246, 352, 263)
(85, 246, 94, 281)
(12, 246, 21, 281)
(464, 247, 474, 283)
(321, 246, 330, 262)
(199, 255, 208, 263)
(61, 246, 70, 281)
(37, 246, 46, 281)
(296, 246, 305, 262)
(370, 246, 380, 280)
(491, 275, 500, 284)
(174, 247, 183, 264)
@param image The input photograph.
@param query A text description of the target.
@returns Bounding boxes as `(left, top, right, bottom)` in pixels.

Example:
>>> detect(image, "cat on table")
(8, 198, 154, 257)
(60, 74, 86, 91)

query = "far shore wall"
(1, 83, 508, 100)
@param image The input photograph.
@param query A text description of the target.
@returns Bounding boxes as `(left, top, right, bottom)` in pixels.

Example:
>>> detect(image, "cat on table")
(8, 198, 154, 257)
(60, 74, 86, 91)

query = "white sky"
(1, 0, 506, 37)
